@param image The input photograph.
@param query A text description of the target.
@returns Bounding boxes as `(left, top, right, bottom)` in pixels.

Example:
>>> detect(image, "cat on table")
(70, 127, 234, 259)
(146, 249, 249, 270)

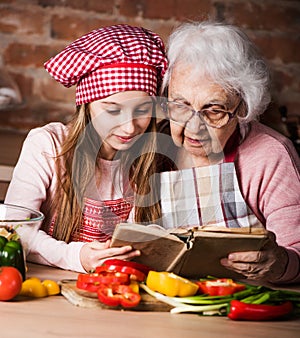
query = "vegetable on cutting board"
(102, 259, 151, 276)
(146, 271, 199, 297)
(76, 259, 147, 308)
(97, 284, 141, 308)
(77, 271, 130, 292)
(75, 262, 300, 318)
(196, 278, 246, 296)
(141, 276, 300, 320)
(96, 264, 146, 283)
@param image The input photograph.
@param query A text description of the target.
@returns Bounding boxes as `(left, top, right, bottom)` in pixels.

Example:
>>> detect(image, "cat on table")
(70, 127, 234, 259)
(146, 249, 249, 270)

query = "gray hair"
(163, 21, 271, 123)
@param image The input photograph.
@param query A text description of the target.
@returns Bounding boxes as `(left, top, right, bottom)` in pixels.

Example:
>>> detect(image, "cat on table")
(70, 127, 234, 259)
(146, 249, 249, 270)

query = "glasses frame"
(161, 99, 242, 129)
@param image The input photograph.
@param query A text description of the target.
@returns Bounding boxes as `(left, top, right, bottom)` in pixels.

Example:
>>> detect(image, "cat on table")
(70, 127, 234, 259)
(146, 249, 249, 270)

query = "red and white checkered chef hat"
(44, 24, 168, 105)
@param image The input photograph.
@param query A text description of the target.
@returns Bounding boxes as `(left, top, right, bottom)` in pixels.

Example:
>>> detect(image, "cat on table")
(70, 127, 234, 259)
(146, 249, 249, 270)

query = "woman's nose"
(185, 112, 205, 133)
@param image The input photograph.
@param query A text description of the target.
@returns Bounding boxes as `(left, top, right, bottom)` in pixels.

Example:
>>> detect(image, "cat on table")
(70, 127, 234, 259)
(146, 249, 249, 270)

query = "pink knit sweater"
(235, 121, 300, 283)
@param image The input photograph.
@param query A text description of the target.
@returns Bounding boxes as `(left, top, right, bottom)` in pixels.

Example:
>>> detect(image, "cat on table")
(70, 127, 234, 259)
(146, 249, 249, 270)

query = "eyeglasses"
(161, 99, 241, 128)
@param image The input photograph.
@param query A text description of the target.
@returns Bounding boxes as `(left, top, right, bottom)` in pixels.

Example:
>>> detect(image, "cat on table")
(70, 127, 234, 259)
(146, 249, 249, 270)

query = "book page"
(110, 223, 187, 271)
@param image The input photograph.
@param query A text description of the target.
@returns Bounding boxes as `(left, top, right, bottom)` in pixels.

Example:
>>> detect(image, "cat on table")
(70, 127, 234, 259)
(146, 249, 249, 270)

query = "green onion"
(140, 281, 300, 316)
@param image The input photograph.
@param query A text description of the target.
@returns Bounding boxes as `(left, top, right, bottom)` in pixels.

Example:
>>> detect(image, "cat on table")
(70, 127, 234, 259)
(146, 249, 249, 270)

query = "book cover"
(110, 223, 268, 279)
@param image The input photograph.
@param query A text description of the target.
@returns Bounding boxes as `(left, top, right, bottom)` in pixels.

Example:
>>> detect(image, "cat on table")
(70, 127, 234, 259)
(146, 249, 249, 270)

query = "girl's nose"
(120, 117, 136, 134)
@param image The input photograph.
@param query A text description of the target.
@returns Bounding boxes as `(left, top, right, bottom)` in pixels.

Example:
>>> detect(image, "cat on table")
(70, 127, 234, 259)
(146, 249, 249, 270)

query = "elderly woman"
(157, 21, 300, 284)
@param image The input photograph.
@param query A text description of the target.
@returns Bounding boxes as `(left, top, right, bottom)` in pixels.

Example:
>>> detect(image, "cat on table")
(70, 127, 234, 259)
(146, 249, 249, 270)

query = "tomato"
(0, 266, 23, 301)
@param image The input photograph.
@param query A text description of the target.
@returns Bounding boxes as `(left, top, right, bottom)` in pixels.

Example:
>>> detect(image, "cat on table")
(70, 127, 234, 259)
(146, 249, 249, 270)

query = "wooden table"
(1, 263, 300, 338)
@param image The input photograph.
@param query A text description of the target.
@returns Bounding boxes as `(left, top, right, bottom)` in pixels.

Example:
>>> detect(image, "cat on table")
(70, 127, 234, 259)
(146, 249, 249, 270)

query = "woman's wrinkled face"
(168, 63, 240, 162)
(89, 91, 153, 160)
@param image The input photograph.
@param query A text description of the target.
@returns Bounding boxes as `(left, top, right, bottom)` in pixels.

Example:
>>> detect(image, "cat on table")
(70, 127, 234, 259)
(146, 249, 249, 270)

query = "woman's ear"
(237, 99, 247, 118)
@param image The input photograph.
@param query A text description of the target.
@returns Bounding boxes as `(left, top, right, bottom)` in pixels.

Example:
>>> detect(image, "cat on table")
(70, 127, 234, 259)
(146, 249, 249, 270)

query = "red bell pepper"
(96, 264, 146, 282)
(97, 284, 141, 308)
(228, 300, 293, 321)
(102, 258, 151, 276)
(196, 278, 246, 296)
(76, 279, 101, 293)
(76, 271, 129, 292)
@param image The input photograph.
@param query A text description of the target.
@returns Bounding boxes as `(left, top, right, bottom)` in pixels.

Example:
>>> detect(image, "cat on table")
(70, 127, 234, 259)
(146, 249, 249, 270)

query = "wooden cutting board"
(59, 279, 172, 312)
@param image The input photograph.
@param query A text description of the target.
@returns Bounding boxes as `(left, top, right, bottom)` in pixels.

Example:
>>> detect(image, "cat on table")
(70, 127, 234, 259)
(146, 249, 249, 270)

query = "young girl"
(4, 24, 168, 273)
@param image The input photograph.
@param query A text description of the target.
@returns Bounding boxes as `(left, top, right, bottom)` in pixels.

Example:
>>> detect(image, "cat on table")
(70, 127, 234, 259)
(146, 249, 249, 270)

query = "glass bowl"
(0, 203, 44, 230)
(0, 203, 44, 280)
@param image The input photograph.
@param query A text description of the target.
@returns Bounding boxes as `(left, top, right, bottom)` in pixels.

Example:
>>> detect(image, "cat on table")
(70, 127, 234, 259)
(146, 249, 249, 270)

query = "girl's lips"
(115, 135, 136, 143)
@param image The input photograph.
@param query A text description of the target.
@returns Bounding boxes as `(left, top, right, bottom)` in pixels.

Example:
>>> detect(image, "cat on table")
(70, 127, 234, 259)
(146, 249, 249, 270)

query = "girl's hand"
(220, 231, 288, 283)
(79, 240, 141, 272)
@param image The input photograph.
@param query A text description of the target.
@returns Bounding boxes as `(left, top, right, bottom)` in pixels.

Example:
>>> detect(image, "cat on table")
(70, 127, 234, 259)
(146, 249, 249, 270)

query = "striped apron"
(47, 195, 133, 242)
(71, 196, 134, 242)
(160, 131, 263, 230)
(48, 158, 134, 242)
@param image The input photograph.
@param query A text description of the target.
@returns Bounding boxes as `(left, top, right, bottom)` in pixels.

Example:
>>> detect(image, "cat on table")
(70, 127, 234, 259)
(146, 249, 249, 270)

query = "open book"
(110, 223, 268, 279)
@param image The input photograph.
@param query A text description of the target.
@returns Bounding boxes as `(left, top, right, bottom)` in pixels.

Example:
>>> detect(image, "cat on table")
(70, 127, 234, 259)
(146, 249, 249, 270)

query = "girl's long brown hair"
(46, 104, 161, 243)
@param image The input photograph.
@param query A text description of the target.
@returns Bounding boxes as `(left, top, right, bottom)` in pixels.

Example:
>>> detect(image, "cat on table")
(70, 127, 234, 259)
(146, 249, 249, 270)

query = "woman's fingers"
(227, 250, 263, 263)
(221, 245, 288, 282)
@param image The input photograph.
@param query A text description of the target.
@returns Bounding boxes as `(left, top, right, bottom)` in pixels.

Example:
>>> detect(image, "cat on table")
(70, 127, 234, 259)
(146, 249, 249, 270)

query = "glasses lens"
(201, 109, 230, 128)
(168, 102, 193, 123)
(166, 101, 233, 128)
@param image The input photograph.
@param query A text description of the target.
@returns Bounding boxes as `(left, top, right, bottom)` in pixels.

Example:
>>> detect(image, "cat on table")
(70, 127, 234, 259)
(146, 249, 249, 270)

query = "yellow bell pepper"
(19, 277, 48, 298)
(129, 280, 139, 294)
(42, 279, 61, 295)
(146, 271, 198, 297)
(19, 277, 60, 297)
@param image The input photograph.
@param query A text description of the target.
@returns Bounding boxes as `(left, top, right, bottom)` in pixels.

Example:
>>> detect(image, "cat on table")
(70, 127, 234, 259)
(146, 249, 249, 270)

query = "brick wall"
(0, 0, 299, 140)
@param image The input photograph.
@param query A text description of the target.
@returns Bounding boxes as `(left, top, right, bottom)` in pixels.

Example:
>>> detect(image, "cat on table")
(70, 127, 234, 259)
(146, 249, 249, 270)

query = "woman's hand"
(220, 231, 289, 283)
(79, 240, 141, 272)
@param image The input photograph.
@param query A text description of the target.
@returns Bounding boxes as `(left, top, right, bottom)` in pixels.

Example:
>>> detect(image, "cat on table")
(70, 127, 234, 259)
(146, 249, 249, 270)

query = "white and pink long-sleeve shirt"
(5, 122, 127, 273)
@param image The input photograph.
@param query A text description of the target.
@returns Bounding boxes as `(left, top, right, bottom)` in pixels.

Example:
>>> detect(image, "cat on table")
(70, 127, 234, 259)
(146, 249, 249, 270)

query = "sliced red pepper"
(228, 300, 293, 321)
(97, 284, 141, 308)
(196, 278, 246, 296)
(78, 271, 129, 285)
(76, 279, 101, 293)
(96, 264, 146, 282)
(76, 271, 129, 292)
(102, 259, 151, 276)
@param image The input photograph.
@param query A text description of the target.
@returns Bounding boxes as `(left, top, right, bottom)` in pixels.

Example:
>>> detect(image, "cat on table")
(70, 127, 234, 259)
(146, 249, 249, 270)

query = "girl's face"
(168, 63, 240, 164)
(89, 91, 153, 160)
